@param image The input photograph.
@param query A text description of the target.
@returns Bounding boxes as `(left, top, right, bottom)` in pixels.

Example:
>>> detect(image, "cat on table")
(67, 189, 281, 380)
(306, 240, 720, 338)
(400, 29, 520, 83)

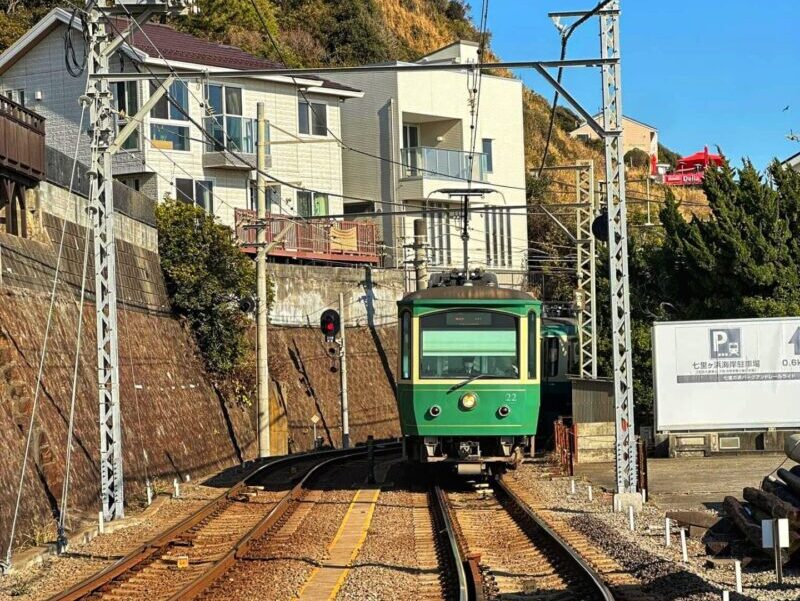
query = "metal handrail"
(401, 146, 488, 181)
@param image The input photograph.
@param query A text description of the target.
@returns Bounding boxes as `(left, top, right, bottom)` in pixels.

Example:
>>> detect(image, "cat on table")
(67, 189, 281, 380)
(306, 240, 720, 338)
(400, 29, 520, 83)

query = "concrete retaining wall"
(575, 422, 615, 463)
(269, 263, 405, 327)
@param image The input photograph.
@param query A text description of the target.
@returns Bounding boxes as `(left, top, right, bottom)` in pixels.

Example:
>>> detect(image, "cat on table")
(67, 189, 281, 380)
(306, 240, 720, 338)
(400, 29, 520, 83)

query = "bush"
(624, 148, 651, 169)
(156, 199, 264, 403)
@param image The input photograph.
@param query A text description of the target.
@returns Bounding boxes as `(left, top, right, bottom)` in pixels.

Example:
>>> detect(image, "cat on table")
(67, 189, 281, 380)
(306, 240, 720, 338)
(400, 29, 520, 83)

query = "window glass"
(169, 82, 188, 120)
(195, 180, 214, 214)
(401, 312, 411, 380)
(568, 339, 579, 376)
(545, 337, 560, 378)
(298, 101, 309, 134)
(113, 82, 139, 150)
(528, 312, 538, 379)
(150, 124, 189, 151)
(482, 138, 493, 172)
(225, 87, 242, 115)
(206, 84, 223, 115)
(176, 178, 194, 203)
(420, 310, 519, 379)
(311, 102, 327, 135)
(297, 191, 313, 217)
(313, 193, 328, 217)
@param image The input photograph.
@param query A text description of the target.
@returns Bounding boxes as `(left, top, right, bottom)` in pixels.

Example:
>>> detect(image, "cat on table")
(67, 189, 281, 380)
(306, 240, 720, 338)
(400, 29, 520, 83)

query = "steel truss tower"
(600, 2, 637, 493)
(85, 0, 193, 522)
(574, 161, 597, 380)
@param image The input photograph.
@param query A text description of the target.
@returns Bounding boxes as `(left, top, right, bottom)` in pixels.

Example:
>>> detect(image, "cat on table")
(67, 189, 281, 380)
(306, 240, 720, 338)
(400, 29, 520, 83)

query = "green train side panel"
(397, 382, 540, 436)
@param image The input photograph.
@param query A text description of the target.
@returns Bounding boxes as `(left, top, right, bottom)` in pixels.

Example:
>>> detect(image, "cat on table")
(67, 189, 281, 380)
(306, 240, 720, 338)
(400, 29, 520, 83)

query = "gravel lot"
(510, 461, 800, 601)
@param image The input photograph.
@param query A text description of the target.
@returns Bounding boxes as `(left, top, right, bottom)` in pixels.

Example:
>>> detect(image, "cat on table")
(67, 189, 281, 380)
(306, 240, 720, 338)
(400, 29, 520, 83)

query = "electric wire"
(4, 101, 88, 569)
(537, 0, 615, 177)
(57, 174, 93, 549)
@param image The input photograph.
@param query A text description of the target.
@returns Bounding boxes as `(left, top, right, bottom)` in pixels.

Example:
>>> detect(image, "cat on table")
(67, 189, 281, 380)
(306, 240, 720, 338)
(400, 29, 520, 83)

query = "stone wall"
(269, 263, 405, 327)
(268, 324, 399, 452)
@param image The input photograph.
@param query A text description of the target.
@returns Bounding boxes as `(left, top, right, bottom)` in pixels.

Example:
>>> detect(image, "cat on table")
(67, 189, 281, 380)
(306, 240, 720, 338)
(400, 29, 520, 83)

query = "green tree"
(156, 199, 263, 403)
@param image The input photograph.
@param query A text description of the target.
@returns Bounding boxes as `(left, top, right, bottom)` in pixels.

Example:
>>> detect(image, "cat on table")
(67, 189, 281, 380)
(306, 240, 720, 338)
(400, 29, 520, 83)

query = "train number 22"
(505, 392, 518, 402)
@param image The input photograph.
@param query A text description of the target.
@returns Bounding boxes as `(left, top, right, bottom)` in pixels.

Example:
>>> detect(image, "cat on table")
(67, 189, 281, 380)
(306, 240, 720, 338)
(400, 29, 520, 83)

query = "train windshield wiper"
(447, 373, 489, 394)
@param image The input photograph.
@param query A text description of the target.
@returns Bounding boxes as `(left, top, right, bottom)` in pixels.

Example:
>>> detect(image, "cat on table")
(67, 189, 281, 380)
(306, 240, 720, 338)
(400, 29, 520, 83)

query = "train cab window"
(420, 310, 519, 379)
(568, 339, 579, 375)
(401, 311, 412, 380)
(544, 337, 560, 378)
(527, 312, 538, 379)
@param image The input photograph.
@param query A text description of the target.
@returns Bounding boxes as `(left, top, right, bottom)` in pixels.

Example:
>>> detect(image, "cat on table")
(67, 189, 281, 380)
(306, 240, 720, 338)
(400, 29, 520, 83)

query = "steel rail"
(494, 476, 616, 601)
(172, 444, 400, 600)
(431, 485, 482, 601)
(49, 443, 399, 601)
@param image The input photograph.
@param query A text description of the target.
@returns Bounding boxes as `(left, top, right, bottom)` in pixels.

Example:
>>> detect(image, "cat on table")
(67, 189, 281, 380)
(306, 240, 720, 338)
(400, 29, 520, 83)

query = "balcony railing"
(234, 208, 379, 264)
(401, 146, 488, 182)
(0, 95, 45, 183)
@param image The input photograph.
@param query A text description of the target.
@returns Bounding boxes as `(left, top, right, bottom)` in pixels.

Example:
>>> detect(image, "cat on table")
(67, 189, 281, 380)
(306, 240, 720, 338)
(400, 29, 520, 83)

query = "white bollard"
(665, 517, 671, 546)
(680, 528, 688, 562)
(628, 505, 635, 531)
(642, 488, 647, 503)
(184, 474, 191, 483)
(98, 511, 104, 534)
(588, 485, 593, 502)
(613, 496, 620, 512)
(722, 591, 729, 601)
(735, 560, 742, 594)
(570, 478, 576, 494)
(173, 478, 180, 498)
(146, 482, 153, 506)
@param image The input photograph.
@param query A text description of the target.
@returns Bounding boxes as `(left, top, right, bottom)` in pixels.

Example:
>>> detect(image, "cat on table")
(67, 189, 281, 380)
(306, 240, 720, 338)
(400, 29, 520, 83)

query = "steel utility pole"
(85, 2, 124, 522)
(574, 161, 597, 379)
(600, 1, 638, 496)
(256, 102, 270, 458)
(86, 0, 193, 522)
(338, 292, 350, 449)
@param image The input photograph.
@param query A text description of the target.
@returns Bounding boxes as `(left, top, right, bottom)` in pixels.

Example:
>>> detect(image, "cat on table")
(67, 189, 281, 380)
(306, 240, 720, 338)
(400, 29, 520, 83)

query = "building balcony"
(400, 146, 488, 182)
(0, 95, 45, 183)
(203, 116, 266, 171)
(234, 208, 379, 264)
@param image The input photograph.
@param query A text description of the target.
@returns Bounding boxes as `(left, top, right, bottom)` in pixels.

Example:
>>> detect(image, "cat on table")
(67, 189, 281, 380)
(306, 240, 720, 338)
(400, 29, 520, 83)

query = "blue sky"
(487, 1, 800, 170)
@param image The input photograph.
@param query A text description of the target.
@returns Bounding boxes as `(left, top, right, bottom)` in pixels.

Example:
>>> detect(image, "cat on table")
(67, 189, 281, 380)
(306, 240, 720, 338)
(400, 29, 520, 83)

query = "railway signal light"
(320, 309, 340, 343)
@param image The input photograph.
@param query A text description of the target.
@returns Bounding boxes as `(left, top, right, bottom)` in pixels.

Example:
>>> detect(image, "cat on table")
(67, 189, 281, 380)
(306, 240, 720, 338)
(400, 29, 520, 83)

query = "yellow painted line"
(327, 489, 380, 601)
(295, 489, 381, 601)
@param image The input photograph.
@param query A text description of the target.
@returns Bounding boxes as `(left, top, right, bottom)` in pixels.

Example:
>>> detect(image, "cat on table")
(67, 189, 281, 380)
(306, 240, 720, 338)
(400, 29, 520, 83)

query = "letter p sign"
(709, 328, 741, 358)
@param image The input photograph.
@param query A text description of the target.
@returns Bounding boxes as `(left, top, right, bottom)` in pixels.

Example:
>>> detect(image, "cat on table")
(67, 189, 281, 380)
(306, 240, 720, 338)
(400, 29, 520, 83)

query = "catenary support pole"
(86, 2, 124, 522)
(600, 0, 638, 495)
(339, 293, 350, 449)
(461, 194, 470, 275)
(413, 218, 428, 291)
(256, 102, 271, 458)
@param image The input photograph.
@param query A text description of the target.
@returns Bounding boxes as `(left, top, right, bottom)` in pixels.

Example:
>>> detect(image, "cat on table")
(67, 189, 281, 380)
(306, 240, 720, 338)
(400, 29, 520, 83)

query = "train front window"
(419, 310, 519, 379)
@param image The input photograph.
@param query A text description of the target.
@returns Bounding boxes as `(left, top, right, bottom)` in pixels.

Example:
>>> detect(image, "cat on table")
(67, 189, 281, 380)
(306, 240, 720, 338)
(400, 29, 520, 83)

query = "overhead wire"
(57, 173, 94, 550)
(537, 0, 615, 177)
(4, 99, 89, 570)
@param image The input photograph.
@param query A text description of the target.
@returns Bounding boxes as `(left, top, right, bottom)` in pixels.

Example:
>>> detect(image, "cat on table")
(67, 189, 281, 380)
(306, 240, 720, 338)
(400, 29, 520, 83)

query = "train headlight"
(460, 392, 478, 410)
(429, 405, 441, 417)
(498, 405, 511, 418)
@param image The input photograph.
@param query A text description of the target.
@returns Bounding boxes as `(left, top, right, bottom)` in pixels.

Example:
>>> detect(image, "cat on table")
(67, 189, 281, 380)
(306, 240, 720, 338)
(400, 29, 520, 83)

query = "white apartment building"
(329, 40, 528, 284)
(0, 8, 362, 229)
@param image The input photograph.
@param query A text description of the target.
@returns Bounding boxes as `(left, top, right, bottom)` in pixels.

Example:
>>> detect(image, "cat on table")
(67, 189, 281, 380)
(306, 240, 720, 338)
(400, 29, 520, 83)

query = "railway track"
(439, 474, 617, 601)
(49, 444, 400, 601)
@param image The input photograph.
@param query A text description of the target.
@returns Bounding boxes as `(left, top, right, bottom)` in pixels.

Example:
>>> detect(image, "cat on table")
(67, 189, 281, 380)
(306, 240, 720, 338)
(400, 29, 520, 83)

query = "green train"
(396, 275, 542, 473)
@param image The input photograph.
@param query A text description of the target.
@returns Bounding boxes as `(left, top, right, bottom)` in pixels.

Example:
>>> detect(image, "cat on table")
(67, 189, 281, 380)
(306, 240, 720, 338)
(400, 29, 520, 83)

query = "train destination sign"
(652, 317, 800, 431)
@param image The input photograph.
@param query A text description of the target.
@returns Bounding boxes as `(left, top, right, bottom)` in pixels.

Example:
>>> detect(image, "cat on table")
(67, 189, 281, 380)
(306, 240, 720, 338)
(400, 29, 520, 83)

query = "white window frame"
(112, 80, 140, 151)
(149, 81, 191, 153)
(298, 99, 328, 137)
(1, 88, 25, 106)
(481, 138, 494, 173)
(248, 181, 281, 213)
(204, 83, 255, 154)
(174, 176, 215, 214)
